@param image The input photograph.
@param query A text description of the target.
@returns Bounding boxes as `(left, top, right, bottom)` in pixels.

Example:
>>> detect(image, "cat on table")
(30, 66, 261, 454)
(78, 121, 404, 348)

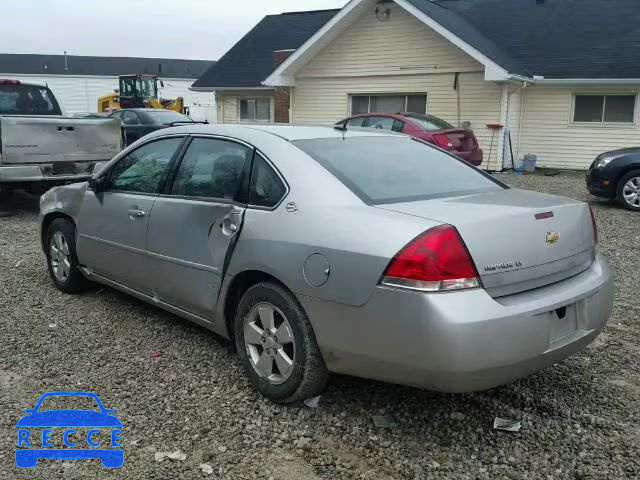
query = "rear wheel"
(234, 282, 329, 403)
(617, 170, 640, 211)
(46, 218, 91, 293)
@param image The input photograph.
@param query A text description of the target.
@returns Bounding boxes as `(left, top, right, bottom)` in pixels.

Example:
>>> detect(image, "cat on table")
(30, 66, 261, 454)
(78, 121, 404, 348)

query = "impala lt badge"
(483, 260, 523, 272)
(545, 232, 561, 244)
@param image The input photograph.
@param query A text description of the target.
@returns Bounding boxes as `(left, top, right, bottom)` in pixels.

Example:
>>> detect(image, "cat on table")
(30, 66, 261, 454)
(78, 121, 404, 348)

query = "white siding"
(518, 85, 640, 169)
(300, 4, 481, 78)
(291, 3, 503, 169)
(0, 74, 215, 121)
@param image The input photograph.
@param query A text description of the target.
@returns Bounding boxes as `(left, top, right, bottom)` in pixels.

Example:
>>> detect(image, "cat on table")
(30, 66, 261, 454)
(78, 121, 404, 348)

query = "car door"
(145, 136, 254, 319)
(121, 110, 146, 146)
(76, 136, 186, 294)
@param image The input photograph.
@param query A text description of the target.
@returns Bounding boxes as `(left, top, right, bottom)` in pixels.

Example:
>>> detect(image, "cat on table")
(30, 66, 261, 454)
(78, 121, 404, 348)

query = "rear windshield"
(141, 110, 192, 125)
(0, 83, 61, 115)
(293, 136, 504, 205)
(404, 114, 453, 131)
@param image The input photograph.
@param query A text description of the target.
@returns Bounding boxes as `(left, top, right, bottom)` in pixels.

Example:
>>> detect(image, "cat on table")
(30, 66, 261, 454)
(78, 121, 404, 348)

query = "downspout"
(516, 81, 528, 163)
(504, 81, 528, 169)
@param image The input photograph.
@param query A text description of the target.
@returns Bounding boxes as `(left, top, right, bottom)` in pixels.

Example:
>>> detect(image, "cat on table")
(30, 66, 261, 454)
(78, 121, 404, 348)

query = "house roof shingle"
(191, 9, 339, 89)
(0, 54, 214, 79)
(409, 0, 640, 79)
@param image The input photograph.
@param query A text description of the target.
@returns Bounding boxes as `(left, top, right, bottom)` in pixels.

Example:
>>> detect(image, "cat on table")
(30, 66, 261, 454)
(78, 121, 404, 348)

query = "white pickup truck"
(0, 80, 121, 194)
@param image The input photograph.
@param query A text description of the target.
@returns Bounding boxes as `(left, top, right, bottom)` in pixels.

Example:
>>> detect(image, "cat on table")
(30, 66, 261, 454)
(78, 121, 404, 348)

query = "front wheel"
(235, 282, 329, 403)
(617, 169, 640, 211)
(45, 218, 91, 294)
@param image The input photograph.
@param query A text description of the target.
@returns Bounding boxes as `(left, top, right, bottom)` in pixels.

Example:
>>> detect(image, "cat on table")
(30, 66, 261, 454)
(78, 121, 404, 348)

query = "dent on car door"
(75, 136, 186, 293)
(145, 136, 254, 319)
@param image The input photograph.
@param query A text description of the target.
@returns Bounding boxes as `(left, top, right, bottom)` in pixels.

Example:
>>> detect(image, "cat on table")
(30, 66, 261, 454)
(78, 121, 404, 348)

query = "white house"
(193, 0, 640, 171)
(0, 54, 217, 122)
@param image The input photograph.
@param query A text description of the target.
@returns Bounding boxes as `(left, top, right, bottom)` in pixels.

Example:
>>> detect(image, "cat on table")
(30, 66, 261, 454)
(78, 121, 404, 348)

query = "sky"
(1, 0, 347, 61)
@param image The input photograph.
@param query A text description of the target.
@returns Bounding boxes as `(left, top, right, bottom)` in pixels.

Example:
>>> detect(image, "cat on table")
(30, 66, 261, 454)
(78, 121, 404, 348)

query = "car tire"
(616, 169, 640, 211)
(234, 282, 329, 403)
(45, 218, 91, 294)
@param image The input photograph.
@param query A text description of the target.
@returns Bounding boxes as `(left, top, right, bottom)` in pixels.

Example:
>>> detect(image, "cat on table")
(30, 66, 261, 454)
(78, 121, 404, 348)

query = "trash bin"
(523, 154, 537, 172)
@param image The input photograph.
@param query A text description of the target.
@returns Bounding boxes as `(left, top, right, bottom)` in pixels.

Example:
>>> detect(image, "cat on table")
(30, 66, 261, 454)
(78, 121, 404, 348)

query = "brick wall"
(273, 50, 295, 123)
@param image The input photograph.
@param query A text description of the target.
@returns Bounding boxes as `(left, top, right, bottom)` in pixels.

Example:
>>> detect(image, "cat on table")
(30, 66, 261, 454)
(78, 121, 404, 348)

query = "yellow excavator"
(98, 74, 184, 113)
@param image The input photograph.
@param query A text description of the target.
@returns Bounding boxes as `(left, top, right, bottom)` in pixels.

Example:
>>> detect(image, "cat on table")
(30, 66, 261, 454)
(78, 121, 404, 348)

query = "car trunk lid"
(377, 189, 596, 297)
(0, 116, 121, 164)
(435, 128, 478, 152)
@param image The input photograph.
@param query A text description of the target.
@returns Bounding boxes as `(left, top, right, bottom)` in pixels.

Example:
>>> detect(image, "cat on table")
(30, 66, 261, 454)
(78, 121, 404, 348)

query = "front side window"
(249, 154, 287, 207)
(239, 98, 271, 122)
(107, 137, 184, 194)
(350, 94, 427, 115)
(121, 111, 139, 125)
(171, 138, 252, 200)
(573, 94, 636, 123)
(293, 136, 503, 205)
(345, 117, 366, 127)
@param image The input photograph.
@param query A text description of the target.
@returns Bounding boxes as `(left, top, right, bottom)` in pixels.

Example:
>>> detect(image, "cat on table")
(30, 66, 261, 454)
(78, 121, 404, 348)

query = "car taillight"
(589, 205, 599, 245)
(432, 133, 454, 149)
(0, 79, 20, 84)
(381, 225, 480, 292)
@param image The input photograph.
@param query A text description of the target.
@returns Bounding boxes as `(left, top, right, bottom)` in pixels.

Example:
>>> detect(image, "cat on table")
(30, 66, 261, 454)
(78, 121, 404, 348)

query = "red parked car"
(337, 113, 483, 166)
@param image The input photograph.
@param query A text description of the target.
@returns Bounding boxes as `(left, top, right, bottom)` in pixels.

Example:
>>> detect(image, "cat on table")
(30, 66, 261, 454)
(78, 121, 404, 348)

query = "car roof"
(156, 123, 405, 141)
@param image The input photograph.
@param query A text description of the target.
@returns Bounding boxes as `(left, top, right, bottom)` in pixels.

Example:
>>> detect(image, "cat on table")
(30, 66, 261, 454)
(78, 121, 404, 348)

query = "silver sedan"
(39, 124, 614, 403)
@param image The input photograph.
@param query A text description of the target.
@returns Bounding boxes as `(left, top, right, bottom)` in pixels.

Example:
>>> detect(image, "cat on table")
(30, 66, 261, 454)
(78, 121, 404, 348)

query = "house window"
(573, 94, 636, 123)
(239, 98, 271, 122)
(350, 94, 427, 115)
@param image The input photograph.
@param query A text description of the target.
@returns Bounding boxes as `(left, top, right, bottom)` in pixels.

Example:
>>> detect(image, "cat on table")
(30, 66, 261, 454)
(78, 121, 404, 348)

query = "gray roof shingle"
(0, 54, 214, 79)
(191, 9, 338, 89)
(197, 0, 640, 86)
(409, 0, 640, 79)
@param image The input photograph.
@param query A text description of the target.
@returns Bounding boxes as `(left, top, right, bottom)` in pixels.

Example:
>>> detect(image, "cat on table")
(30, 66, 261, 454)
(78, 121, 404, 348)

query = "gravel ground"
(1, 172, 639, 480)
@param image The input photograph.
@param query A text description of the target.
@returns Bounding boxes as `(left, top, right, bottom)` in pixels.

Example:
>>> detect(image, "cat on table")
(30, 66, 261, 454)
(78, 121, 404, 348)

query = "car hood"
(16, 409, 123, 427)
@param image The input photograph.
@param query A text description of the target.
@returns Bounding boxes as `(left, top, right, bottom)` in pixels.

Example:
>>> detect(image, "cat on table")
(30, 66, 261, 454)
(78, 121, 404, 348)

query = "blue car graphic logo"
(15, 391, 123, 468)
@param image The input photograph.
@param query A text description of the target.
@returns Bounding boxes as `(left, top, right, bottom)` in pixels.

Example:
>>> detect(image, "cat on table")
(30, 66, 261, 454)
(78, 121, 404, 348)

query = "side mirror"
(88, 176, 106, 193)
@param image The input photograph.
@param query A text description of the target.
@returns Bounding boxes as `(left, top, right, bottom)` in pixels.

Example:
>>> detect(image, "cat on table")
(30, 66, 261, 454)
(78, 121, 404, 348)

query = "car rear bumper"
(300, 253, 613, 392)
(586, 168, 616, 198)
(0, 162, 108, 184)
(456, 149, 483, 166)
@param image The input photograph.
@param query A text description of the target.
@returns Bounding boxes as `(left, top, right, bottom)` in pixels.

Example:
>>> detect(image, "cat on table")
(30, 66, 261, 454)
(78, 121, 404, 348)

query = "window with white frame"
(239, 98, 271, 122)
(350, 94, 427, 115)
(573, 94, 636, 123)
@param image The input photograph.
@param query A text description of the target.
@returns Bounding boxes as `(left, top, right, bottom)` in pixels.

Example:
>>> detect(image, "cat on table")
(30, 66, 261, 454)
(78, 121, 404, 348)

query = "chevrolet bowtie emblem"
(545, 232, 560, 244)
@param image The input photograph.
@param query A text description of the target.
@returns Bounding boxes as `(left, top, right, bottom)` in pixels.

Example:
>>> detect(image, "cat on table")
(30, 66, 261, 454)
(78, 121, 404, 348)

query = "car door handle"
(127, 209, 146, 218)
(220, 218, 239, 236)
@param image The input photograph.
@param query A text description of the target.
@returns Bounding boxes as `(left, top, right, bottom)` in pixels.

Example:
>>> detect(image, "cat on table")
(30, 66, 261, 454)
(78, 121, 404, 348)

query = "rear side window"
(0, 83, 61, 115)
(249, 154, 287, 208)
(405, 114, 454, 131)
(293, 136, 503, 205)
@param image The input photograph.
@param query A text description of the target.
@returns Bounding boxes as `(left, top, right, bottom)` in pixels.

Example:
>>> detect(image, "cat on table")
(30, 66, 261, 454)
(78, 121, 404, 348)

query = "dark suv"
(337, 112, 483, 166)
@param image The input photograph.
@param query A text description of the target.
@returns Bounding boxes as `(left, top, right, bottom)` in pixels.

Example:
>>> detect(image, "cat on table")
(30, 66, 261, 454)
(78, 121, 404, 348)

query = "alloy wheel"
(243, 303, 296, 385)
(622, 176, 640, 208)
(49, 231, 71, 282)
